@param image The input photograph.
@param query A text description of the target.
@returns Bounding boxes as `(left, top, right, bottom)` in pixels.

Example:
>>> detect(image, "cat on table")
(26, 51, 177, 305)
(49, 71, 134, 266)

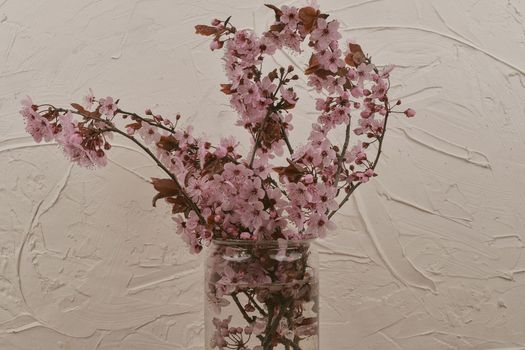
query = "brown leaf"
(345, 43, 366, 67)
(71, 103, 85, 112)
(273, 159, 307, 183)
(298, 6, 319, 33)
(261, 118, 282, 148)
(315, 69, 333, 79)
(220, 83, 234, 95)
(151, 178, 181, 207)
(42, 109, 59, 121)
(166, 196, 190, 214)
(156, 135, 179, 152)
(281, 100, 296, 110)
(269, 22, 286, 32)
(304, 54, 320, 75)
(125, 122, 142, 130)
(265, 4, 283, 21)
(202, 154, 227, 176)
(194, 24, 218, 36)
(71, 103, 101, 119)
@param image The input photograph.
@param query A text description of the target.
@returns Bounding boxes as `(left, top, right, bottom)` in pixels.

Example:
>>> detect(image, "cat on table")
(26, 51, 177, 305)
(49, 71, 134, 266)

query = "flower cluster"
(21, 3, 415, 254)
(20, 97, 110, 167)
(20, 3, 418, 349)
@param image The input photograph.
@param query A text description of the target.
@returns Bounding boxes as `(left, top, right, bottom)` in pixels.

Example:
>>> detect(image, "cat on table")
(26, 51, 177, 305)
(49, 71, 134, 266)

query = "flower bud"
(404, 108, 416, 118)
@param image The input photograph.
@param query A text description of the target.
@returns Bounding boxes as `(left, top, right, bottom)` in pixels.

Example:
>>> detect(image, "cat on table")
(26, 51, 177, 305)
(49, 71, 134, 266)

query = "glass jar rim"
(211, 238, 316, 246)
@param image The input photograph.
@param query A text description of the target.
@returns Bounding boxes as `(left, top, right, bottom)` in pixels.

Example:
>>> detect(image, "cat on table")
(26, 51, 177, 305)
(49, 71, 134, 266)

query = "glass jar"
(205, 239, 319, 350)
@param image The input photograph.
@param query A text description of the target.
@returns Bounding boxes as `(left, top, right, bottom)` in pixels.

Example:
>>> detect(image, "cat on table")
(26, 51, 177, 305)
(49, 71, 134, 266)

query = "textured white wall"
(1, 0, 524, 349)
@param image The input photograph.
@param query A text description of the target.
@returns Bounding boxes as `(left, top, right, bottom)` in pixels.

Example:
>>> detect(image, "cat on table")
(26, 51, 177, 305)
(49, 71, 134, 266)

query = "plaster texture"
(0, 0, 524, 349)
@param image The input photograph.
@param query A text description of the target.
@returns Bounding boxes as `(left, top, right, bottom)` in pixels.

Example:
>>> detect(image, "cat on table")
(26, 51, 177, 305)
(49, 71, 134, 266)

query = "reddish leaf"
(151, 178, 181, 206)
(273, 159, 307, 183)
(71, 103, 85, 112)
(314, 68, 332, 79)
(269, 22, 286, 32)
(298, 6, 319, 33)
(202, 154, 227, 176)
(194, 25, 218, 36)
(125, 122, 142, 130)
(345, 43, 366, 67)
(70, 103, 102, 119)
(304, 54, 320, 75)
(165, 196, 190, 214)
(260, 118, 282, 148)
(156, 135, 179, 152)
(220, 83, 234, 95)
(42, 109, 59, 121)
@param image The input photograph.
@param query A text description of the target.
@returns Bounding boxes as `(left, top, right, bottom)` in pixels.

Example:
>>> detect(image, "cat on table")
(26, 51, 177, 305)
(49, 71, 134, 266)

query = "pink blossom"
(57, 114, 107, 168)
(311, 183, 338, 212)
(187, 176, 209, 201)
(310, 19, 342, 50)
(20, 97, 55, 143)
(371, 78, 388, 99)
(139, 124, 161, 144)
(287, 182, 311, 206)
(287, 206, 306, 230)
(210, 39, 222, 50)
(280, 87, 297, 105)
(207, 292, 230, 314)
(238, 80, 261, 105)
(19, 96, 35, 118)
(318, 48, 344, 73)
(350, 168, 375, 183)
(306, 213, 336, 237)
(83, 88, 95, 110)
(240, 177, 265, 203)
(24, 113, 54, 143)
(280, 6, 300, 30)
(240, 201, 269, 230)
(252, 157, 271, 178)
(240, 231, 251, 240)
(257, 76, 277, 99)
(346, 142, 368, 164)
(99, 96, 117, 117)
(215, 136, 239, 158)
(222, 163, 252, 182)
(356, 63, 374, 87)
(351, 86, 364, 98)
(307, 75, 324, 92)
(405, 108, 416, 117)
(216, 265, 239, 297)
(278, 27, 303, 52)
(324, 75, 346, 95)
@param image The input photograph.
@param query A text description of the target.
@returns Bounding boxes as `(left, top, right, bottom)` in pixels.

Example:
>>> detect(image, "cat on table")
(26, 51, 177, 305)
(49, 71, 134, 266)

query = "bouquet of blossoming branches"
(20, 3, 415, 349)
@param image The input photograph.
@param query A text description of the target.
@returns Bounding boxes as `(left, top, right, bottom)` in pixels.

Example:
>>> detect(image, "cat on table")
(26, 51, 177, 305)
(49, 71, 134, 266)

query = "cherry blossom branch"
(116, 109, 176, 133)
(280, 123, 294, 156)
(328, 100, 391, 219)
(248, 111, 271, 168)
(231, 292, 255, 323)
(244, 291, 267, 316)
(328, 182, 359, 219)
(51, 106, 206, 223)
(333, 118, 352, 191)
(108, 128, 205, 220)
(262, 300, 289, 349)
